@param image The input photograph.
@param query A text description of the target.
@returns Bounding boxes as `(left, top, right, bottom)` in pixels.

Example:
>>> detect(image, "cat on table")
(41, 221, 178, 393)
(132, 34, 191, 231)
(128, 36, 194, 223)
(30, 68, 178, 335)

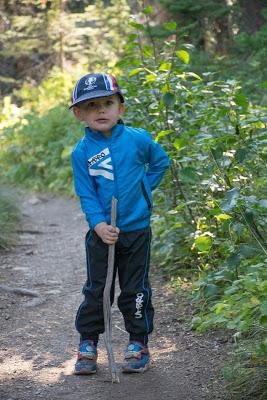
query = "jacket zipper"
(141, 181, 152, 210)
(108, 145, 119, 200)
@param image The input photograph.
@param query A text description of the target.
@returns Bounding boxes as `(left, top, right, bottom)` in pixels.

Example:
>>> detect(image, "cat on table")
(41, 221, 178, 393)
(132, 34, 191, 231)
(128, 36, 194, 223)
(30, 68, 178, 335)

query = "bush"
(0, 187, 20, 249)
(0, 105, 82, 194)
(117, 11, 267, 398)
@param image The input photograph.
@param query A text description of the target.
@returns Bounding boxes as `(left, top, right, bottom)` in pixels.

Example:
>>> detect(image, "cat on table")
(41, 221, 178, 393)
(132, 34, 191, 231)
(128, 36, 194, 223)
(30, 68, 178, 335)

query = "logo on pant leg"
(135, 293, 144, 319)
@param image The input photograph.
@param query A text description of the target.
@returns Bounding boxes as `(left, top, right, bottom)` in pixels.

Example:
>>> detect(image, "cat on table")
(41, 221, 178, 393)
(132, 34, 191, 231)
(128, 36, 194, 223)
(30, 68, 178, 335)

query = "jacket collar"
(84, 123, 124, 141)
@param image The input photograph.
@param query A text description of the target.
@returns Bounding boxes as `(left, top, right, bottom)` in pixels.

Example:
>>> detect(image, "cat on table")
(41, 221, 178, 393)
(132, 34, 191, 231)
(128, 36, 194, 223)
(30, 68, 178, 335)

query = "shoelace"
(78, 342, 96, 360)
(78, 350, 96, 360)
(125, 346, 147, 360)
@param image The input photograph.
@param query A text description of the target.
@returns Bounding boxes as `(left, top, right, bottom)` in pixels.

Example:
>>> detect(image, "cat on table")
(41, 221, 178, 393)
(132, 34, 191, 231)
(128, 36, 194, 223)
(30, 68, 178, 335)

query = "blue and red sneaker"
(74, 340, 97, 375)
(122, 341, 150, 373)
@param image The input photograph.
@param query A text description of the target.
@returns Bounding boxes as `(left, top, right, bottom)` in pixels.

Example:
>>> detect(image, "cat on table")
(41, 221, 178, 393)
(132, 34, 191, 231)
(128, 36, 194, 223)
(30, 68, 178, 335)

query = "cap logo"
(84, 77, 97, 91)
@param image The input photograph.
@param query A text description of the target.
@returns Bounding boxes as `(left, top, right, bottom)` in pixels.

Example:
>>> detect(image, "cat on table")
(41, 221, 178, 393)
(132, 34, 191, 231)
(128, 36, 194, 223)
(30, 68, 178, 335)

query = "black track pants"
(75, 228, 154, 345)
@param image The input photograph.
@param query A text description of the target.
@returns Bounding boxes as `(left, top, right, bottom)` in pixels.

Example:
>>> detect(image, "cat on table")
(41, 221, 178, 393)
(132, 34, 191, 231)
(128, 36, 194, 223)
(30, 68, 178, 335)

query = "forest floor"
(0, 194, 233, 400)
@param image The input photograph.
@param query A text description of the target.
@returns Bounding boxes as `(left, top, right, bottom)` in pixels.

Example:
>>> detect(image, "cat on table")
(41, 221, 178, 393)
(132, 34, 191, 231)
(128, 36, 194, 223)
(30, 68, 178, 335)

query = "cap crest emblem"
(84, 77, 97, 91)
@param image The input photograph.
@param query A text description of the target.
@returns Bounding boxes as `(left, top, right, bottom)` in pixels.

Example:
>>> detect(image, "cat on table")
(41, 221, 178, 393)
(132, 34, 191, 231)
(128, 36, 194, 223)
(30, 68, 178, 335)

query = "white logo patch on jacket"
(88, 148, 114, 180)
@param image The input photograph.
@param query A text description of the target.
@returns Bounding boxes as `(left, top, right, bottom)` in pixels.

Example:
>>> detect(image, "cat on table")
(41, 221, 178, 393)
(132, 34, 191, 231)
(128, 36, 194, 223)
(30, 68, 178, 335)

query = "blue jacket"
(72, 123, 169, 232)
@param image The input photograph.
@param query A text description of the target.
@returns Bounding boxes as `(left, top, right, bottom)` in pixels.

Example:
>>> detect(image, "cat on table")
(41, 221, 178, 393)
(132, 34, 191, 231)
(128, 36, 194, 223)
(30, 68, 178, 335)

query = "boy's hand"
(94, 222, 120, 245)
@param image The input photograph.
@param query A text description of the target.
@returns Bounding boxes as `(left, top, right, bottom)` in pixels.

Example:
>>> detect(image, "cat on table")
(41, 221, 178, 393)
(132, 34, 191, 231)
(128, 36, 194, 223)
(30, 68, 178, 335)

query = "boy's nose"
(96, 103, 105, 111)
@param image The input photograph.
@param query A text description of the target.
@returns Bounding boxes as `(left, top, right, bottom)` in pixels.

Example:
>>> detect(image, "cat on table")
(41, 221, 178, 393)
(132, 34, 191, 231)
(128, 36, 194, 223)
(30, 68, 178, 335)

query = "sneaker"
(122, 341, 150, 373)
(74, 340, 97, 375)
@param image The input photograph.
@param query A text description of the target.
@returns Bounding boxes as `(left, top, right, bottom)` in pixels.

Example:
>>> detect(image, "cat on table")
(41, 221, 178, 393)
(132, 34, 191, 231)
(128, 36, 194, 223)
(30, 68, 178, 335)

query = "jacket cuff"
(87, 214, 106, 230)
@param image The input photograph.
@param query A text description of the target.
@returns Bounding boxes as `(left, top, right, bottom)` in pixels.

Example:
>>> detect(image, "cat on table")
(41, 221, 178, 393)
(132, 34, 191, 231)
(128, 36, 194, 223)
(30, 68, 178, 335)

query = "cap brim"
(69, 90, 124, 109)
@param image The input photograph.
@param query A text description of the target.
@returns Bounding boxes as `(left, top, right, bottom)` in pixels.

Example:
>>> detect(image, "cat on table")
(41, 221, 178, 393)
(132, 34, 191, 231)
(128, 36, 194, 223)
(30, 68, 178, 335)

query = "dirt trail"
(0, 195, 230, 400)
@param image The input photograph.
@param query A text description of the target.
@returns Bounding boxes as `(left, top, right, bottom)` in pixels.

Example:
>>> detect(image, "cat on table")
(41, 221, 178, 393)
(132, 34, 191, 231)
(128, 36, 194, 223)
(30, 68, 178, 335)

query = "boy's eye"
(80, 98, 115, 110)
(80, 101, 95, 110)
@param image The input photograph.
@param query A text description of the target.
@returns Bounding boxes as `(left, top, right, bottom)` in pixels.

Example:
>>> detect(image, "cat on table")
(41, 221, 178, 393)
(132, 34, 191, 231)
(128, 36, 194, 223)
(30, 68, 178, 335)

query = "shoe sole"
(74, 369, 97, 375)
(122, 362, 150, 373)
(74, 354, 98, 375)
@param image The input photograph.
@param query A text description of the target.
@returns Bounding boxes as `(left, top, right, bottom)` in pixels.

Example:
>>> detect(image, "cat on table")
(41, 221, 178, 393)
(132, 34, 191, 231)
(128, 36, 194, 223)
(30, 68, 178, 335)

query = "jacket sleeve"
(144, 131, 170, 191)
(71, 147, 106, 229)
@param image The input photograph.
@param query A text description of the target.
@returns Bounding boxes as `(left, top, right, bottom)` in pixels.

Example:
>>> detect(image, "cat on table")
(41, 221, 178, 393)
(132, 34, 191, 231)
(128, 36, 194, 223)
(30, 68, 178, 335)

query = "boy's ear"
(119, 103, 125, 117)
(72, 106, 84, 121)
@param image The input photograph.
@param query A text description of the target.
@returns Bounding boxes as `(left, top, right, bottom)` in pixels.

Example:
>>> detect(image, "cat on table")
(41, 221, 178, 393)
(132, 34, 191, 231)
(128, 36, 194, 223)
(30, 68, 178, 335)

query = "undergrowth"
(223, 337, 267, 400)
(0, 187, 20, 249)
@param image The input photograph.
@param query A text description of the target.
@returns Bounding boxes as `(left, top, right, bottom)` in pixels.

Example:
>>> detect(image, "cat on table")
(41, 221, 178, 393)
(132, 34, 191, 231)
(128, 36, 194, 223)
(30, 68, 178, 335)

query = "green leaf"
(156, 130, 174, 140)
(145, 74, 157, 84)
(129, 68, 143, 77)
(143, 45, 152, 57)
(234, 93, 248, 111)
(226, 320, 238, 330)
(231, 223, 244, 236)
(143, 5, 153, 15)
(162, 92, 176, 107)
(218, 106, 228, 117)
(164, 21, 177, 31)
(226, 252, 241, 269)
(260, 315, 267, 327)
(194, 235, 212, 252)
(259, 199, 267, 209)
(238, 244, 260, 257)
(214, 303, 226, 314)
(191, 316, 202, 330)
(161, 82, 170, 94)
(173, 138, 186, 150)
(220, 188, 240, 212)
(129, 21, 145, 30)
(235, 148, 247, 163)
(180, 167, 199, 184)
(213, 269, 234, 282)
(159, 62, 172, 71)
(184, 72, 202, 80)
(210, 145, 223, 160)
(224, 286, 238, 295)
(204, 283, 220, 298)
(260, 301, 267, 316)
(176, 50, 190, 64)
(215, 213, 232, 221)
(61, 146, 72, 159)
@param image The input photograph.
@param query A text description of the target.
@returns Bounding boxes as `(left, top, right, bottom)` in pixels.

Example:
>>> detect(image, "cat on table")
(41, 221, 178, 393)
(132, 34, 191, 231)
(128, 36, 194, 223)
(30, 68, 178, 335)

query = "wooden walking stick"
(103, 196, 120, 383)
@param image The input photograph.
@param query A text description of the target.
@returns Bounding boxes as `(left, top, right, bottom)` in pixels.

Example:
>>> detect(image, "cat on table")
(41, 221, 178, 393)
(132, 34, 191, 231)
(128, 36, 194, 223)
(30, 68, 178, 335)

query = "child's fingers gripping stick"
(94, 222, 120, 245)
(105, 225, 120, 244)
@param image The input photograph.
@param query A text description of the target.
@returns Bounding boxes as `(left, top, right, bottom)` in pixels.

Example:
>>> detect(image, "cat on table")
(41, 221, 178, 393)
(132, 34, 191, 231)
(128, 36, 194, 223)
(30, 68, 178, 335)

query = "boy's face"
(73, 94, 125, 136)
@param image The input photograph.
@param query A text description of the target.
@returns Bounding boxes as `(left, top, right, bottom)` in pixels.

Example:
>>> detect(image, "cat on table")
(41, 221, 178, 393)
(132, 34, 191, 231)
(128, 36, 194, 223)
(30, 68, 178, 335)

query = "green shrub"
(0, 187, 20, 249)
(0, 105, 82, 194)
(117, 10, 267, 397)
(192, 260, 267, 333)
(223, 338, 267, 400)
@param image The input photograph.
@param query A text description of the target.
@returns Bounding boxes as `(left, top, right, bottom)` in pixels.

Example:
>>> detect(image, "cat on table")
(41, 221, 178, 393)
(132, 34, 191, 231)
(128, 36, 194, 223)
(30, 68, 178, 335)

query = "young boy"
(70, 73, 169, 375)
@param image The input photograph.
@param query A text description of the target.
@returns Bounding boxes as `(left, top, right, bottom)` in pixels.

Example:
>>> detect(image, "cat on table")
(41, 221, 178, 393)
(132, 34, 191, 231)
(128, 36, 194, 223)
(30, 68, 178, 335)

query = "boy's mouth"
(96, 118, 108, 122)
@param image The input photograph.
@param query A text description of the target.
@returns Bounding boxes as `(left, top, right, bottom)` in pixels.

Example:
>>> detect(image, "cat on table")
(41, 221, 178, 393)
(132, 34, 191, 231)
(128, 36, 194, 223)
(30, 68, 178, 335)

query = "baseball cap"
(69, 73, 124, 108)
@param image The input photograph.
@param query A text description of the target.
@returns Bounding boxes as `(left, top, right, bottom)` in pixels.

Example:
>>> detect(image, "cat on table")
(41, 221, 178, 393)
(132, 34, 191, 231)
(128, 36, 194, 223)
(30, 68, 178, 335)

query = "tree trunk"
(239, 0, 265, 33)
(214, 15, 231, 54)
(58, 0, 64, 71)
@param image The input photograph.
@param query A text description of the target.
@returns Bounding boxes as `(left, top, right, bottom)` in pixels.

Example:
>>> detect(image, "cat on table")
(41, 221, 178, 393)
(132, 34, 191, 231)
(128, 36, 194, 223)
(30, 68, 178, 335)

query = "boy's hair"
(69, 73, 124, 109)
